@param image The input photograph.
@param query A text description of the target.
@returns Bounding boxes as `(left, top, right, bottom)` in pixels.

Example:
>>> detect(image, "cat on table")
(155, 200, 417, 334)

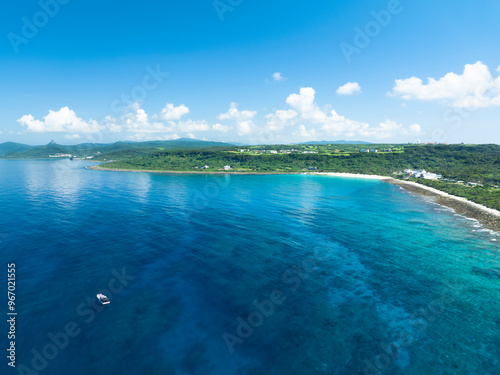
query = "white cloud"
(103, 115, 123, 133)
(64, 134, 82, 140)
(286, 87, 319, 115)
(17, 107, 102, 133)
(212, 123, 232, 133)
(321, 109, 369, 136)
(273, 72, 287, 82)
(283, 87, 421, 140)
(105, 102, 232, 139)
(292, 125, 316, 139)
(358, 120, 423, 139)
(285, 87, 367, 135)
(391, 61, 500, 108)
(105, 102, 213, 136)
(160, 103, 190, 121)
(121, 102, 169, 134)
(175, 120, 210, 133)
(336, 82, 362, 95)
(218, 103, 257, 135)
(265, 109, 297, 131)
(16, 88, 425, 143)
(126, 133, 181, 142)
(358, 120, 400, 139)
(17, 102, 219, 140)
(409, 124, 421, 133)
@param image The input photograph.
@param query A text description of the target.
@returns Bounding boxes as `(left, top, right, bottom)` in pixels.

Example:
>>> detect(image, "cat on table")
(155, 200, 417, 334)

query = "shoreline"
(311, 172, 392, 180)
(86, 165, 302, 175)
(317, 172, 500, 232)
(385, 179, 500, 233)
(88, 166, 393, 178)
(88, 166, 499, 232)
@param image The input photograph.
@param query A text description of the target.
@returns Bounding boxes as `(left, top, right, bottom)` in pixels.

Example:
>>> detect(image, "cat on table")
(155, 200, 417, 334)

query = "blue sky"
(1, 0, 500, 145)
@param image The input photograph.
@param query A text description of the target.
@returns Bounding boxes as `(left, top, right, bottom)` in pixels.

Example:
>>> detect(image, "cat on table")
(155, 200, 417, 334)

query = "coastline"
(311, 172, 392, 180)
(306, 173, 500, 233)
(88, 166, 500, 232)
(385, 179, 500, 233)
(89, 166, 393, 179)
(86, 165, 301, 175)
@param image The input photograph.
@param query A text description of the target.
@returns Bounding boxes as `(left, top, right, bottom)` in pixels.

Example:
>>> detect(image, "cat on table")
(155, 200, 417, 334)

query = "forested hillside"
(104, 144, 500, 183)
(101, 144, 500, 210)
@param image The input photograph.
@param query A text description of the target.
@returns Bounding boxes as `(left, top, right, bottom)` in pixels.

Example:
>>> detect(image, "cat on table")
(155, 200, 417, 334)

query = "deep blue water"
(1, 159, 499, 375)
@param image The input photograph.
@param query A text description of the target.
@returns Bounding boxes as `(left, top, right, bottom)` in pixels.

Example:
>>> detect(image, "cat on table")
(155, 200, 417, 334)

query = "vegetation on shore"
(101, 144, 499, 179)
(100, 143, 500, 211)
(2, 138, 498, 211)
(408, 179, 500, 211)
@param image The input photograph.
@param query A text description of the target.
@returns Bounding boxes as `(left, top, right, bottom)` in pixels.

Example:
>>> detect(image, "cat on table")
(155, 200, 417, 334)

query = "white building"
(223, 166, 231, 171)
(49, 153, 73, 158)
(404, 169, 442, 180)
(422, 173, 438, 180)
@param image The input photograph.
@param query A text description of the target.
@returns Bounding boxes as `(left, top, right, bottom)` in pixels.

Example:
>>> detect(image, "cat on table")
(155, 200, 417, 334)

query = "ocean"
(1, 159, 499, 375)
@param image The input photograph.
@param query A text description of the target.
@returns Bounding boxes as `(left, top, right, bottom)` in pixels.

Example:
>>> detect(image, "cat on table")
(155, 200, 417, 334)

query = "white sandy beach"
(313, 172, 500, 227)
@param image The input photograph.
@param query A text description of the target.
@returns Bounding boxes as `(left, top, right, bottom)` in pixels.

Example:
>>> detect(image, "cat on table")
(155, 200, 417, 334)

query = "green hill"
(3, 142, 69, 159)
(0, 142, 33, 157)
(100, 144, 500, 210)
(1, 139, 234, 159)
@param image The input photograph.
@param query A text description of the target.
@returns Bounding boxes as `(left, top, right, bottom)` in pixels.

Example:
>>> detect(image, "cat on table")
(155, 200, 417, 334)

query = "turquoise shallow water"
(0, 159, 499, 374)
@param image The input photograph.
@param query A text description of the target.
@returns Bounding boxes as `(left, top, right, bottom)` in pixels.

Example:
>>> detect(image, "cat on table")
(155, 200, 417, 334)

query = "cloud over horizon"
(218, 103, 256, 135)
(283, 87, 421, 139)
(17, 107, 102, 134)
(391, 61, 500, 108)
(17, 87, 424, 143)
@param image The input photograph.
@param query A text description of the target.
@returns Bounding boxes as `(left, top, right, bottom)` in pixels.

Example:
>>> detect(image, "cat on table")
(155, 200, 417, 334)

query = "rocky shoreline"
(386, 179, 500, 233)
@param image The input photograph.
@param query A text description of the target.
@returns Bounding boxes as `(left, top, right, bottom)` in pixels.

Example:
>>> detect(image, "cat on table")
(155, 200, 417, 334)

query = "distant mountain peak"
(48, 140, 57, 145)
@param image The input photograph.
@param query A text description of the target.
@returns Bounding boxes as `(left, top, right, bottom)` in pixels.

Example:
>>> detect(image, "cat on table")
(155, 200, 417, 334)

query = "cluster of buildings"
(404, 169, 442, 180)
(411, 140, 448, 145)
(49, 153, 73, 158)
(194, 165, 231, 171)
(359, 148, 393, 153)
(239, 149, 316, 154)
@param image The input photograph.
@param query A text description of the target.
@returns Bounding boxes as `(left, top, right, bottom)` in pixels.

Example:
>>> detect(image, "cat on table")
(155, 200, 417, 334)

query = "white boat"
(96, 293, 110, 305)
